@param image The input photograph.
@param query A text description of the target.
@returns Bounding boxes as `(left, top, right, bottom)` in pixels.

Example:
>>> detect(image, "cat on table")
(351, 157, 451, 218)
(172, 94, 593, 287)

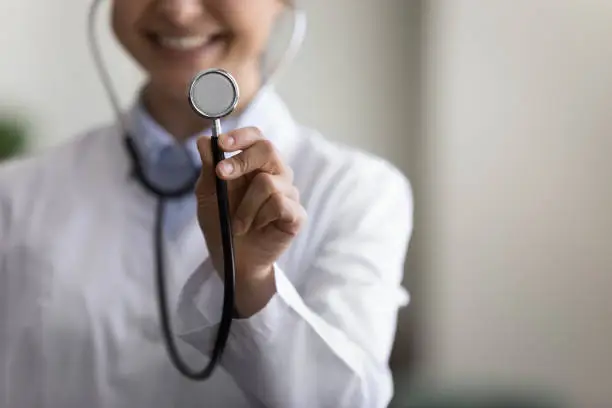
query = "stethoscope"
(124, 69, 241, 380)
(86, 0, 307, 381)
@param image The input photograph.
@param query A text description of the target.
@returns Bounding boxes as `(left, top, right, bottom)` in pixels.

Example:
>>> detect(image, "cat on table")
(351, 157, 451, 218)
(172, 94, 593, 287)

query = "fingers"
(196, 135, 214, 166)
(233, 173, 300, 235)
(215, 127, 292, 181)
(196, 127, 304, 238)
(250, 193, 307, 237)
(218, 126, 265, 151)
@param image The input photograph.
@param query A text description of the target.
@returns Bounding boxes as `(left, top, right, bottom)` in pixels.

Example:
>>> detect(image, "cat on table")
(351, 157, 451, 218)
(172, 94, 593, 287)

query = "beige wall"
(0, 0, 142, 148)
(420, 0, 612, 406)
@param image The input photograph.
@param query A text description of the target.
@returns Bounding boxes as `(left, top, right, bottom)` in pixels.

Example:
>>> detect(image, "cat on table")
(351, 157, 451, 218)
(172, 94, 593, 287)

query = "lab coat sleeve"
(177, 163, 413, 408)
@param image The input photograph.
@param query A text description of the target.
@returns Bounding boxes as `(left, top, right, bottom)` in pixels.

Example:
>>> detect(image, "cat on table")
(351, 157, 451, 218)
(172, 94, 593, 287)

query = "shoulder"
(292, 125, 413, 213)
(289, 125, 414, 241)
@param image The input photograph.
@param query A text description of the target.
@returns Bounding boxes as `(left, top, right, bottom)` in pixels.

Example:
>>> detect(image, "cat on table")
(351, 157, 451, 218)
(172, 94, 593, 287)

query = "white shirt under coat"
(0, 88, 413, 408)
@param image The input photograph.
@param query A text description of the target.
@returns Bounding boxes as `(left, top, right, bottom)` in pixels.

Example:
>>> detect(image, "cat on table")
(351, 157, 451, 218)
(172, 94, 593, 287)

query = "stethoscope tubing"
(88, 0, 307, 381)
(124, 131, 235, 380)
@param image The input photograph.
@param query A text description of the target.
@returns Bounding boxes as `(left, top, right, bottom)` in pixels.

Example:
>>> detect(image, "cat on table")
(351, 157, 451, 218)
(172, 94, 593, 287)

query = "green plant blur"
(0, 116, 29, 161)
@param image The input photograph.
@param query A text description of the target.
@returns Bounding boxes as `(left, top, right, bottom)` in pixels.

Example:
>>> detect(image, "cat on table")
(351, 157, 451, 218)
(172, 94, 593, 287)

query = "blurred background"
(2, 0, 612, 406)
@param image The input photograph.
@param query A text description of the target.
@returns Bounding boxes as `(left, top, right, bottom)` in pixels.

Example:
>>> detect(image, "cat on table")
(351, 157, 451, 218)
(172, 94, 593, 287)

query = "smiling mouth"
(148, 32, 229, 53)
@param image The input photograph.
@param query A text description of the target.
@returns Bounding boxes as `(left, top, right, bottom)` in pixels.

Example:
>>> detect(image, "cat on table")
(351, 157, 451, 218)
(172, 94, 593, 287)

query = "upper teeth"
(159, 36, 207, 50)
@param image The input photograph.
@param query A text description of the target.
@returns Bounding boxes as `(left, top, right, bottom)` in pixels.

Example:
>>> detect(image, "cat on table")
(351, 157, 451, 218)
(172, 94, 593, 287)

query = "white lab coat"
(0, 89, 413, 408)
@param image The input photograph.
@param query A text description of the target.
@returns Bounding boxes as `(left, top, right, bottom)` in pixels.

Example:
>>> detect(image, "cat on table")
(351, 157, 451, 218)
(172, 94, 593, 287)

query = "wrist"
(234, 265, 276, 318)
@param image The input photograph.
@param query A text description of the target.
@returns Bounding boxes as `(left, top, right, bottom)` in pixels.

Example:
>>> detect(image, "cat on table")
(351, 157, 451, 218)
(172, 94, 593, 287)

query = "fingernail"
(220, 161, 234, 175)
(224, 135, 235, 147)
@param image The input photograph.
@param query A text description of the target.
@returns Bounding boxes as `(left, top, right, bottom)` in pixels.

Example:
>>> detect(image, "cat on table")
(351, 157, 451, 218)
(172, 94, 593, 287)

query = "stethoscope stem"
(210, 119, 237, 316)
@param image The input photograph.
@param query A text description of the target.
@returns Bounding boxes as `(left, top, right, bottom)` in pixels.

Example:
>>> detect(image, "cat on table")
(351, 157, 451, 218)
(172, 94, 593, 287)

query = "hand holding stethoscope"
(190, 70, 305, 319)
(155, 69, 306, 381)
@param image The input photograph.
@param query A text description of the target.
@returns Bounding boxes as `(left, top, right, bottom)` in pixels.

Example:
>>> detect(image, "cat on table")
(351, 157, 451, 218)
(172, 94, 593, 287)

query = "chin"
(145, 56, 249, 105)
(144, 74, 189, 103)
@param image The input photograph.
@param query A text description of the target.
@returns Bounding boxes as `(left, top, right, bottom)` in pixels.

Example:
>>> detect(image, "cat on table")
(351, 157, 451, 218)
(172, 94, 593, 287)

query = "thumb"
(196, 135, 215, 167)
(195, 136, 216, 201)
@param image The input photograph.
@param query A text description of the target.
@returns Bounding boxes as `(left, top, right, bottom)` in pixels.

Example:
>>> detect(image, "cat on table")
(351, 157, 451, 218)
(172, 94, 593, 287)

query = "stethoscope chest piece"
(189, 69, 240, 121)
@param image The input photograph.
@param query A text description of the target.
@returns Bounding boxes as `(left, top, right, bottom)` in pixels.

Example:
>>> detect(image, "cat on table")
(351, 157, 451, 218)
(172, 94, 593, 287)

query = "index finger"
(196, 135, 214, 167)
(218, 127, 265, 152)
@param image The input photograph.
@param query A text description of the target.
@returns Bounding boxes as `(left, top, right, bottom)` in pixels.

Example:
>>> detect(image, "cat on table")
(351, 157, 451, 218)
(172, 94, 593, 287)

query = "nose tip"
(158, 0, 204, 25)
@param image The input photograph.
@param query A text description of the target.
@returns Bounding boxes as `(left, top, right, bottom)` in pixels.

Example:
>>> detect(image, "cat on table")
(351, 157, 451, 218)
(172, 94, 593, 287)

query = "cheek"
(222, 0, 281, 55)
(111, 9, 126, 46)
(111, 2, 147, 60)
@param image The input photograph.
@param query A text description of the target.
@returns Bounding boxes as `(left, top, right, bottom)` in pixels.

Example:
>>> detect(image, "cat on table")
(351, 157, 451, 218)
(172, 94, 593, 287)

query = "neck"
(142, 84, 210, 142)
(142, 68, 262, 142)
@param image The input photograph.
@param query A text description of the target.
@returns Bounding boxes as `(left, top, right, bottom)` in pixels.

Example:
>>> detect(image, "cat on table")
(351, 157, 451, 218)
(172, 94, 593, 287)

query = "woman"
(0, 0, 413, 407)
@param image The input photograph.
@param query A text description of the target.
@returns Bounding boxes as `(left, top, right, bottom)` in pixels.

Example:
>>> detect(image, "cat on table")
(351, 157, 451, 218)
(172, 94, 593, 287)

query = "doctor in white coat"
(0, 0, 413, 407)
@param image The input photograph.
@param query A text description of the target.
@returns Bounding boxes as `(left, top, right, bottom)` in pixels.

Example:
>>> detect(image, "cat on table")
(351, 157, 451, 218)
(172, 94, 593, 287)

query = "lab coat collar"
(125, 95, 239, 170)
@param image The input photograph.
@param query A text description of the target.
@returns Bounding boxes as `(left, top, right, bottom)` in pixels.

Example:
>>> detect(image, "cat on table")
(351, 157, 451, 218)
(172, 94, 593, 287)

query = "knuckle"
(234, 202, 251, 223)
(292, 186, 301, 202)
(231, 127, 254, 145)
(289, 208, 307, 236)
(233, 154, 248, 173)
(258, 139, 276, 156)
(247, 126, 264, 141)
(258, 139, 287, 174)
(230, 129, 245, 143)
(233, 207, 246, 222)
(288, 212, 306, 236)
(252, 126, 264, 138)
(288, 223, 302, 236)
(254, 172, 277, 192)
(271, 191, 285, 209)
